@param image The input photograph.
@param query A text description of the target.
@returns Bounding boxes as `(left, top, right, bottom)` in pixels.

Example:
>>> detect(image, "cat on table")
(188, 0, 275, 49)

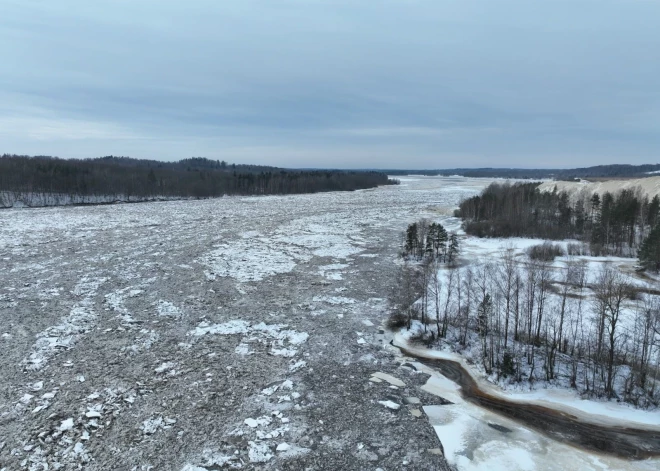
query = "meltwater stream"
(397, 345, 660, 460)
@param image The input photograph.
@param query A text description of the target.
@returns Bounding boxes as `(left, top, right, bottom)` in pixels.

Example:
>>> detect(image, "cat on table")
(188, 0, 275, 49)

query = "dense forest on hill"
(457, 182, 660, 265)
(0, 154, 397, 208)
(384, 163, 660, 179)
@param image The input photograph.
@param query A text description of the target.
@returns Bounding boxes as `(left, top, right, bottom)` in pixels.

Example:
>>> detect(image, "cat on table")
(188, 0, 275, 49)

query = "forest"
(392, 180, 660, 406)
(390, 218, 660, 407)
(0, 154, 397, 208)
(457, 182, 660, 268)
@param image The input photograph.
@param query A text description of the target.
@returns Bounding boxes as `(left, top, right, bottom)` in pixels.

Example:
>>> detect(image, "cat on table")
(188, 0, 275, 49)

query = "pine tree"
(648, 195, 660, 228)
(590, 193, 601, 224)
(405, 223, 418, 257)
(639, 223, 660, 271)
(425, 223, 437, 257)
(436, 224, 448, 259)
(447, 233, 460, 265)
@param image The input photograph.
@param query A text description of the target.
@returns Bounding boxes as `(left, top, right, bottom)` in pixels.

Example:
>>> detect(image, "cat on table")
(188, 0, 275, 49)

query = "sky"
(1, 0, 659, 169)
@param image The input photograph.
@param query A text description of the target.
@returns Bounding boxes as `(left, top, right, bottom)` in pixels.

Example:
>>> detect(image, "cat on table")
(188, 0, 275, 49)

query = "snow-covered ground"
(538, 176, 660, 199)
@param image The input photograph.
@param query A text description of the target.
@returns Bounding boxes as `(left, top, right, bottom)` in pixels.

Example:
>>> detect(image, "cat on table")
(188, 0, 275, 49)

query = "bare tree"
(593, 266, 634, 397)
(441, 269, 457, 338)
(495, 246, 517, 349)
(534, 260, 553, 345)
(388, 261, 423, 330)
(428, 257, 443, 339)
(459, 267, 474, 346)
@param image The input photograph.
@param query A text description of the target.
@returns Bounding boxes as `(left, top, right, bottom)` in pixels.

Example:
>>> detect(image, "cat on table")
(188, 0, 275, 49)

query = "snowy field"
(1, 176, 493, 470)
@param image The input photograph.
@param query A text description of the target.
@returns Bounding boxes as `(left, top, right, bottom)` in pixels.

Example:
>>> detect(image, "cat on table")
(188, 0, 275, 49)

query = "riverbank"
(390, 331, 660, 470)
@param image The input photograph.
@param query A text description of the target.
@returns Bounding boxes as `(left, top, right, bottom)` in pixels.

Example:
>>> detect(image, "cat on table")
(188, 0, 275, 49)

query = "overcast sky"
(1, 0, 659, 168)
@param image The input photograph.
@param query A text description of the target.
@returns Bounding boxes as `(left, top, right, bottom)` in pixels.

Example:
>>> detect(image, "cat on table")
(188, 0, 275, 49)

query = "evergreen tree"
(436, 224, 449, 259)
(590, 193, 601, 223)
(574, 199, 585, 236)
(648, 195, 660, 228)
(405, 223, 418, 257)
(447, 233, 460, 264)
(639, 224, 660, 271)
(425, 223, 437, 257)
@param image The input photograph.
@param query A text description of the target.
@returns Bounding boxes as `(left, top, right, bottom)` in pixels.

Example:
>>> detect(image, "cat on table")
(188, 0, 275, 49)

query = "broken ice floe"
(15, 383, 139, 469)
(23, 277, 105, 370)
(370, 372, 406, 387)
(124, 329, 159, 354)
(248, 441, 273, 463)
(288, 360, 307, 372)
(71, 276, 108, 297)
(188, 320, 309, 358)
(378, 400, 401, 410)
(318, 263, 349, 280)
(312, 295, 356, 305)
(234, 343, 252, 355)
(141, 416, 176, 435)
(244, 416, 271, 428)
(156, 300, 182, 318)
(59, 418, 75, 431)
(181, 452, 242, 470)
(260, 380, 294, 397)
(154, 361, 177, 374)
(104, 284, 153, 327)
(199, 215, 365, 282)
(200, 241, 303, 283)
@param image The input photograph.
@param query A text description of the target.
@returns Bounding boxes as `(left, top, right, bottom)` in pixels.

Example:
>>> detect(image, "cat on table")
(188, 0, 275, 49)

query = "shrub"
(526, 242, 565, 261)
(386, 311, 408, 330)
(567, 242, 589, 256)
(500, 350, 516, 378)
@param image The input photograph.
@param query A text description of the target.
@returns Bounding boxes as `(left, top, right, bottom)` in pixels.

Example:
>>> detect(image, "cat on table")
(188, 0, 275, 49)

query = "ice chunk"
(378, 400, 400, 410)
(59, 418, 75, 431)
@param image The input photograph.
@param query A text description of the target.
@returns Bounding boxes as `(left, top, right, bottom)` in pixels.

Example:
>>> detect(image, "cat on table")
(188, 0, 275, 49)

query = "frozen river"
(0, 176, 489, 470)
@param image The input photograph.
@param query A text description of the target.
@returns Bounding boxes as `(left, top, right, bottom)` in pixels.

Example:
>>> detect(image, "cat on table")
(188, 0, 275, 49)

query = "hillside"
(385, 164, 660, 180)
(538, 176, 660, 199)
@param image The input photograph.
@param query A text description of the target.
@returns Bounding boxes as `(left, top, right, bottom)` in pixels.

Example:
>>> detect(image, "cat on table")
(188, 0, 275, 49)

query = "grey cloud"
(1, 0, 659, 168)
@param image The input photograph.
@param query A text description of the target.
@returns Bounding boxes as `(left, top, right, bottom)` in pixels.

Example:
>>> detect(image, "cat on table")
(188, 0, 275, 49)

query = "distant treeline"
(0, 155, 397, 208)
(457, 182, 660, 262)
(384, 163, 660, 180)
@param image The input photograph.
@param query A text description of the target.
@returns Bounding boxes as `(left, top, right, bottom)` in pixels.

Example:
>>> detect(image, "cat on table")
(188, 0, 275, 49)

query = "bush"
(386, 311, 408, 330)
(567, 242, 589, 256)
(408, 328, 435, 346)
(590, 243, 606, 257)
(500, 350, 516, 378)
(526, 242, 565, 261)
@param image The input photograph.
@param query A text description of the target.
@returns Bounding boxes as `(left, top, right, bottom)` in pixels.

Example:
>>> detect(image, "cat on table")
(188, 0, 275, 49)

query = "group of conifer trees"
(457, 181, 660, 269)
(389, 186, 660, 405)
(402, 220, 459, 264)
